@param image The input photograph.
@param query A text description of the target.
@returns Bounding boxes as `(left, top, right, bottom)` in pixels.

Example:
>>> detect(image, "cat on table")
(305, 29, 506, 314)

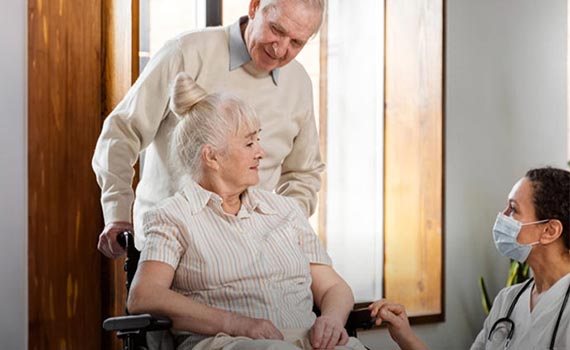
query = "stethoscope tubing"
(550, 280, 570, 349)
(487, 277, 570, 350)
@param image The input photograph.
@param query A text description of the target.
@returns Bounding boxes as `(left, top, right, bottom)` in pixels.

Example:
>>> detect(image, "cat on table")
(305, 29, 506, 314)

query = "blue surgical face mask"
(492, 213, 548, 263)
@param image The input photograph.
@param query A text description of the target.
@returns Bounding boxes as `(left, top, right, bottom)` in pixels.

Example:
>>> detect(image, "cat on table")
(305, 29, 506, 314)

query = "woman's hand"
(309, 264, 354, 349)
(368, 299, 428, 350)
(309, 315, 349, 349)
(228, 315, 284, 340)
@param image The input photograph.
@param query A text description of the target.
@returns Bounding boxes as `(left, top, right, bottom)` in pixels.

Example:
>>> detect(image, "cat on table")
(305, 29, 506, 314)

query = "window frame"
(320, 0, 445, 322)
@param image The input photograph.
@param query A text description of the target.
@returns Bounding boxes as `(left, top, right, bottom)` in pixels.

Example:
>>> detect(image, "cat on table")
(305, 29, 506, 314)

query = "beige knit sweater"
(92, 23, 324, 247)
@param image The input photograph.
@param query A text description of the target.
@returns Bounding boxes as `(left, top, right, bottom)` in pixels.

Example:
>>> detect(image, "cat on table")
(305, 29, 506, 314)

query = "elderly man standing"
(92, 0, 325, 257)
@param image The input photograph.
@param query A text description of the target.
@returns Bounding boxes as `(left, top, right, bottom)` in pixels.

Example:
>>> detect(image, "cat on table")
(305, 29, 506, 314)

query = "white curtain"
(326, 0, 385, 302)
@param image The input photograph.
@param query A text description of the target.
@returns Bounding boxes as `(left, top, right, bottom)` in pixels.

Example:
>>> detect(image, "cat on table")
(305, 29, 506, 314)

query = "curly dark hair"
(525, 167, 570, 249)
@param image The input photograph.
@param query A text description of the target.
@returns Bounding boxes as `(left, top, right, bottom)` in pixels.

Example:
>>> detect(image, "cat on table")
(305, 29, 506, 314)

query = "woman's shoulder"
(144, 192, 190, 223)
(494, 279, 532, 305)
(248, 188, 302, 214)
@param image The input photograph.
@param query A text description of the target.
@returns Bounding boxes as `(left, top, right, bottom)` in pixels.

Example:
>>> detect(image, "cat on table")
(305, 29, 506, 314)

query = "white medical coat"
(470, 273, 570, 350)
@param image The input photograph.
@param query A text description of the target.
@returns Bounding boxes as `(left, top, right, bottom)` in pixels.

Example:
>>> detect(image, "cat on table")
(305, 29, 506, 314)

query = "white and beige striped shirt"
(140, 180, 332, 329)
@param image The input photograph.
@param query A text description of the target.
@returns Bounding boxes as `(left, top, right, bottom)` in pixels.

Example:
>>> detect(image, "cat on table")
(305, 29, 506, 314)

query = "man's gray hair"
(169, 72, 260, 183)
(259, 0, 326, 34)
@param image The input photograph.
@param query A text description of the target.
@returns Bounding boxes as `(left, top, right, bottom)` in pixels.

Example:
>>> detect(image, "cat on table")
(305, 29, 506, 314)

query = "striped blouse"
(140, 180, 332, 329)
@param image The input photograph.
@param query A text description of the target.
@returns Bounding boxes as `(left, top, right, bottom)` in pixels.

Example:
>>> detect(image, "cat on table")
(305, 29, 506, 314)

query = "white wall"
(0, 0, 28, 349)
(359, 0, 568, 349)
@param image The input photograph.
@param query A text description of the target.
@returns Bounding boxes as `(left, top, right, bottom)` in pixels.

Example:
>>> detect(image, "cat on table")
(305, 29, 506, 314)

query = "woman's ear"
(539, 219, 563, 245)
(202, 145, 219, 171)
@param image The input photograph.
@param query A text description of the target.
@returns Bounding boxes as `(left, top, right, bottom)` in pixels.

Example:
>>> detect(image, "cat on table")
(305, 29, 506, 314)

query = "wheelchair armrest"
(103, 313, 172, 333)
(345, 308, 375, 331)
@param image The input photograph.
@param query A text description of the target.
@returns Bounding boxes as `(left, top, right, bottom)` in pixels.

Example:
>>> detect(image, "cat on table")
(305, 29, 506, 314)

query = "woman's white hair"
(169, 72, 260, 183)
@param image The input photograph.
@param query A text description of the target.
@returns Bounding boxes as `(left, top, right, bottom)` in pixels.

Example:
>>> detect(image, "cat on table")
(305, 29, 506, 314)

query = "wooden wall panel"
(101, 0, 138, 348)
(103, 0, 138, 115)
(384, 0, 444, 318)
(28, 0, 104, 348)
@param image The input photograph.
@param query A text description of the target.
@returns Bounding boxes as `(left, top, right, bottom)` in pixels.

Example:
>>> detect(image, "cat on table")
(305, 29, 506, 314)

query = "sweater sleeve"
(274, 87, 325, 218)
(92, 39, 185, 224)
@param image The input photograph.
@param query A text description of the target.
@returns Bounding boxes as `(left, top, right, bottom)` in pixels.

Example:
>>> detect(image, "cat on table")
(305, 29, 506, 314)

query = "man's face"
(245, 0, 321, 72)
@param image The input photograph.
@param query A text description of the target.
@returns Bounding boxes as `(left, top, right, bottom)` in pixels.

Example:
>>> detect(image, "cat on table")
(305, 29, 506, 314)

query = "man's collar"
(228, 16, 280, 85)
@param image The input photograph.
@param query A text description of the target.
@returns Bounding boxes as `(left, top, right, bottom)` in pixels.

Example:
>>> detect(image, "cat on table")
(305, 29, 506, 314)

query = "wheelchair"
(103, 232, 375, 350)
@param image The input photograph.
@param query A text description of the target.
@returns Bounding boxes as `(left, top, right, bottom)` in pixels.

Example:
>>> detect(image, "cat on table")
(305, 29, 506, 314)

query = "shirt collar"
(182, 180, 218, 215)
(182, 180, 276, 216)
(241, 189, 277, 215)
(228, 16, 280, 86)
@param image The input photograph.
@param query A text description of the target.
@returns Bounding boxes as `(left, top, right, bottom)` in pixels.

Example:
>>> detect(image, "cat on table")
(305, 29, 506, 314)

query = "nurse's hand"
(368, 299, 428, 350)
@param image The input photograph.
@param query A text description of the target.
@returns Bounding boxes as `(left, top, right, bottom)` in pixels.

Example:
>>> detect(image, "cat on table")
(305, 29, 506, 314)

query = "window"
(324, 1, 385, 303)
(139, 0, 206, 72)
(136, 0, 444, 319)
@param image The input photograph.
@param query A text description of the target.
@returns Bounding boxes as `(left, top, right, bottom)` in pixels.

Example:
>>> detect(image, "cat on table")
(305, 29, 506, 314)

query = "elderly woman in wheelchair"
(125, 72, 368, 350)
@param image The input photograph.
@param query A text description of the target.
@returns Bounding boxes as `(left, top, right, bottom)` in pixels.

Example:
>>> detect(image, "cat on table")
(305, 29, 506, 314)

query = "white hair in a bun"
(169, 72, 260, 183)
(169, 72, 208, 117)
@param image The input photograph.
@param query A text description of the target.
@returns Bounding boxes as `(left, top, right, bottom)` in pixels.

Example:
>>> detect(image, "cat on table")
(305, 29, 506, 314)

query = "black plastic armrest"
(103, 314, 172, 332)
(345, 308, 376, 331)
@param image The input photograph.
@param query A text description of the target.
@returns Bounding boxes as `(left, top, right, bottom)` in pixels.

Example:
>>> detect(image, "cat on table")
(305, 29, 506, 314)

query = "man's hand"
(97, 221, 132, 258)
(229, 316, 284, 340)
(368, 300, 428, 350)
(309, 315, 349, 350)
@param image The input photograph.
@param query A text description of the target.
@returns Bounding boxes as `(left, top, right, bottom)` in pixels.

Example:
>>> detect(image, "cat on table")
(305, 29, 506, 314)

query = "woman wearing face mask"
(368, 167, 570, 350)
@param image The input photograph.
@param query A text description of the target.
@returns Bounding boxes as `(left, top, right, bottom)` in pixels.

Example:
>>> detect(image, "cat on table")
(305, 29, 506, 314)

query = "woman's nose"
(256, 145, 265, 159)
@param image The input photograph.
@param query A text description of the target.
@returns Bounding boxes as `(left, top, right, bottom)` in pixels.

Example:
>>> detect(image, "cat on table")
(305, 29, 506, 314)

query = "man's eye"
(246, 143, 254, 147)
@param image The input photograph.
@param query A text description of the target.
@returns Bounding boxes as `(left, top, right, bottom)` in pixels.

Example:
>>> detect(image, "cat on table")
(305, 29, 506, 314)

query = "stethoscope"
(487, 277, 570, 350)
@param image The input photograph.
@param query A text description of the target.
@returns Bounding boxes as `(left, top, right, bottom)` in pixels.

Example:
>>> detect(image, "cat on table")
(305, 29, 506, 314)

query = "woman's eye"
(246, 143, 254, 147)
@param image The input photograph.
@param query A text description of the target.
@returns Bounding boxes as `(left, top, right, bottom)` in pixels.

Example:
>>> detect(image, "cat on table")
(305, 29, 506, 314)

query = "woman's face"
(217, 128, 264, 192)
(502, 177, 544, 245)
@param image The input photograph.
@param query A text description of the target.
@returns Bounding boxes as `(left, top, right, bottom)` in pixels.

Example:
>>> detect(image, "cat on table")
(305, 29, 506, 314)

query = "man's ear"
(539, 219, 563, 245)
(202, 145, 220, 171)
(249, 0, 261, 19)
